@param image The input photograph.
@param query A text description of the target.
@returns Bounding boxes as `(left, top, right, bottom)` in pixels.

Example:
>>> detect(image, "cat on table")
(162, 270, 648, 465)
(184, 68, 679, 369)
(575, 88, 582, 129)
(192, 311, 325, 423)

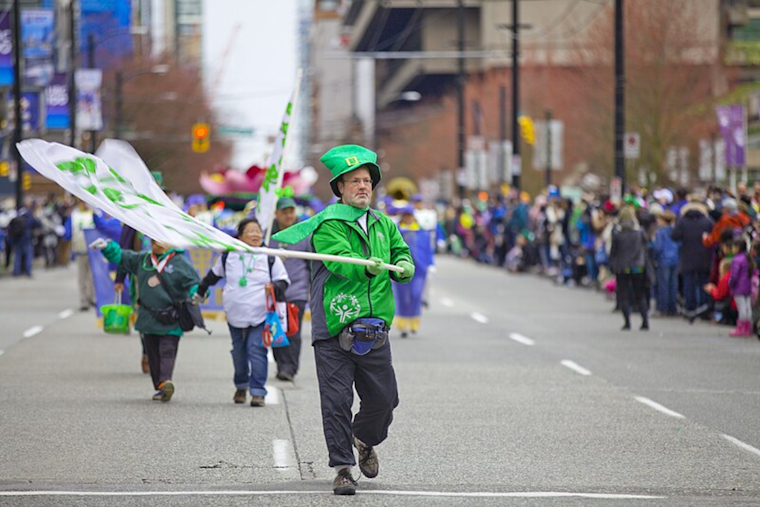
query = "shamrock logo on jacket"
(329, 293, 361, 324)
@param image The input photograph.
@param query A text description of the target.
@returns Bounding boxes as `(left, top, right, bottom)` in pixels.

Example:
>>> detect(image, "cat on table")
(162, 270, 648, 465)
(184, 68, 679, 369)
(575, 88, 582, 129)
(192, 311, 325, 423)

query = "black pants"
(273, 301, 306, 376)
(617, 273, 649, 326)
(314, 337, 399, 468)
(144, 334, 180, 390)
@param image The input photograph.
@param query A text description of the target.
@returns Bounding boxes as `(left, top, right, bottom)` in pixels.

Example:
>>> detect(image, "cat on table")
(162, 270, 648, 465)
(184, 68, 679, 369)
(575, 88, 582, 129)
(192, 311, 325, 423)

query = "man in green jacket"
(91, 237, 200, 402)
(272, 144, 415, 495)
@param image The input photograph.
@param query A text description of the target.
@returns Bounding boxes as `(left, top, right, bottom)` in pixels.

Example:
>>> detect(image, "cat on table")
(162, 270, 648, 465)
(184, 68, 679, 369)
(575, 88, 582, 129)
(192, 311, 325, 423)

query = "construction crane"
(211, 23, 242, 90)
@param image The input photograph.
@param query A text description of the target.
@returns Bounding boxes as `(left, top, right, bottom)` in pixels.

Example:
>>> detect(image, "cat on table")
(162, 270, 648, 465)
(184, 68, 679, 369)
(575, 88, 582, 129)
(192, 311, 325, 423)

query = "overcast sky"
(202, 0, 299, 169)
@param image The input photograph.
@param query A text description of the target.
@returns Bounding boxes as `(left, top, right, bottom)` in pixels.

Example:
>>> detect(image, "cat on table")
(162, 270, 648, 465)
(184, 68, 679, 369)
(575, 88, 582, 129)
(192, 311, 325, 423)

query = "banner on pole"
(21, 9, 54, 86)
(45, 73, 69, 129)
(716, 105, 746, 167)
(0, 14, 13, 86)
(76, 69, 104, 131)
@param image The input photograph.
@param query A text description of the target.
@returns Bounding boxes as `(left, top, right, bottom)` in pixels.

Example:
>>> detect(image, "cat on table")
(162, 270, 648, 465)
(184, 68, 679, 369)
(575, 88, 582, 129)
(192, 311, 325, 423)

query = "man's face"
(275, 207, 297, 229)
(337, 167, 372, 208)
(151, 240, 168, 255)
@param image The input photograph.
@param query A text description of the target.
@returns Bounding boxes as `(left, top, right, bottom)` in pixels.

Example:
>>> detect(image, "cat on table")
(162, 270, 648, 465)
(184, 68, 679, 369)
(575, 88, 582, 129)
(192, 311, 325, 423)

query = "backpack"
(8, 215, 27, 239)
(221, 252, 300, 338)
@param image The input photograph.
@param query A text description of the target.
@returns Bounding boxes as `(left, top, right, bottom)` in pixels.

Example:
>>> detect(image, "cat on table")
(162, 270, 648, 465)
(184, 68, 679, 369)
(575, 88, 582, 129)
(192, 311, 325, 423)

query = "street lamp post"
(114, 65, 170, 140)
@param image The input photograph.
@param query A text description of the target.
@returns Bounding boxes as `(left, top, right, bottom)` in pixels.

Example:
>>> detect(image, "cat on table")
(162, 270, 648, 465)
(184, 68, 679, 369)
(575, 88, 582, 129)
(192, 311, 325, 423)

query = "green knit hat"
(320, 144, 381, 197)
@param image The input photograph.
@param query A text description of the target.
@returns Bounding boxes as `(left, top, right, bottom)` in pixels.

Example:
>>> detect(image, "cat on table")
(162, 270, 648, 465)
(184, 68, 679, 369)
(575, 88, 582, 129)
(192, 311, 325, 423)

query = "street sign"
(624, 132, 640, 159)
(218, 125, 255, 137)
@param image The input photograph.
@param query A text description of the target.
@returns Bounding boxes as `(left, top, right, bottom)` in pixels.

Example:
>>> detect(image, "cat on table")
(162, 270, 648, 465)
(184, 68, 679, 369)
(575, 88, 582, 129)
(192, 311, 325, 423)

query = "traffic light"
(0, 162, 8, 177)
(22, 172, 31, 190)
(192, 123, 210, 153)
(518, 116, 535, 145)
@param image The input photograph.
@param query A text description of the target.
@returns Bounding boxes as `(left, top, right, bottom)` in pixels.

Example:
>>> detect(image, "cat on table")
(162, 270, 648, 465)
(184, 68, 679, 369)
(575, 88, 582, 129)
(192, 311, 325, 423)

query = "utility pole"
(499, 85, 507, 187)
(456, 0, 466, 200)
(545, 109, 552, 187)
(614, 0, 625, 187)
(12, 0, 22, 209)
(511, 0, 521, 190)
(68, 0, 78, 149)
(87, 33, 96, 153)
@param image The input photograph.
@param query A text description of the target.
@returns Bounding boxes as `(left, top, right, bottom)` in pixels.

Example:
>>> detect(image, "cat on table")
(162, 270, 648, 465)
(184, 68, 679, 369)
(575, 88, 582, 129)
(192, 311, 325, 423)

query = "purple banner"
(45, 73, 69, 129)
(0, 14, 13, 86)
(716, 105, 746, 167)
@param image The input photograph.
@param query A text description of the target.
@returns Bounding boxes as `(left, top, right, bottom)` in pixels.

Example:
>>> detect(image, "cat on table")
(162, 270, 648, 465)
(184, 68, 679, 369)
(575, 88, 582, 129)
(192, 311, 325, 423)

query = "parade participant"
(610, 206, 651, 331)
(89, 236, 200, 402)
(197, 218, 290, 407)
(8, 197, 40, 277)
(272, 144, 414, 496)
(70, 199, 95, 309)
(268, 197, 310, 382)
(392, 204, 434, 338)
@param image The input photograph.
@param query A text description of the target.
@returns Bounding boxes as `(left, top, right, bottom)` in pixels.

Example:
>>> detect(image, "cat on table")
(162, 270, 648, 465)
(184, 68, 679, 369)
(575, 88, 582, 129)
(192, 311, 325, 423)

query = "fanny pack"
(140, 301, 179, 325)
(338, 317, 388, 355)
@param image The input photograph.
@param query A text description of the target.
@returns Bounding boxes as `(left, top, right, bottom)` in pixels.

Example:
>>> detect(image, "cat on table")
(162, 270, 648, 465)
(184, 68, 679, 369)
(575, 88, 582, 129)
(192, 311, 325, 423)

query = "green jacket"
(102, 242, 199, 336)
(309, 207, 413, 341)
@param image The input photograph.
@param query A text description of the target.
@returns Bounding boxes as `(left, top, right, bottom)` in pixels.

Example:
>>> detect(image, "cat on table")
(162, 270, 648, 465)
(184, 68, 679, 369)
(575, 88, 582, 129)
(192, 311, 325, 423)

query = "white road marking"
(58, 309, 74, 319)
(265, 388, 280, 405)
(272, 440, 292, 470)
(22, 326, 44, 339)
(0, 350, 4, 357)
(561, 360, 592, 376)
(722, 434, 760, 458)
(634, 396, 685, 419)
(440, 298, 454, 308)
(0, 491, 666, 499)
(470, 312, 489, 324)
(508, 333, 535, 346)
(267, 348, 275, 364)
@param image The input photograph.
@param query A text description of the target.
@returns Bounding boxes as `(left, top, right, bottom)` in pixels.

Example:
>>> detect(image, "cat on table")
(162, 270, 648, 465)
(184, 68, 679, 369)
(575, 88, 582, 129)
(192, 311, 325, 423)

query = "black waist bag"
(338, 318, 388, 355)
(141, 302, 179, 325)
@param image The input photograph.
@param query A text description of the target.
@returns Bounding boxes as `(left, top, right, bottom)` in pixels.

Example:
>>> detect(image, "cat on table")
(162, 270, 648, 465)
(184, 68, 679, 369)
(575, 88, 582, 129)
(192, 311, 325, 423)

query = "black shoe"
(640, 323, 649, 331)
(353, 437, 378, 478)
(621, 324, 631, 331)
(332, 468, 357, 495)
(276, 371, 294, 382)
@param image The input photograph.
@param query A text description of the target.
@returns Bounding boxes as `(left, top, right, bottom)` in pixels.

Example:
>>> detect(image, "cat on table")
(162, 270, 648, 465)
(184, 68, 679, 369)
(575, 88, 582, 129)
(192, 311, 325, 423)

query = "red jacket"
(708, 270, 737, 309)
(703, 213, 750, 248)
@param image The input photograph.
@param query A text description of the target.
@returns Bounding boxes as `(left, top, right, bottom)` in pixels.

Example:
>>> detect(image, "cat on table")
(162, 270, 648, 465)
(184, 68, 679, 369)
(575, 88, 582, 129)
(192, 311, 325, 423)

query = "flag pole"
(252, 245, 405, 273)
(264, 68, 304, 245)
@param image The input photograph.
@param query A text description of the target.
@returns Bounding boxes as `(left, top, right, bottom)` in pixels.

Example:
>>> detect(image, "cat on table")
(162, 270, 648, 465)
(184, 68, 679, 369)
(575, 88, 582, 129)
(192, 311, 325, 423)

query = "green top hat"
(320, 144, 381, 197)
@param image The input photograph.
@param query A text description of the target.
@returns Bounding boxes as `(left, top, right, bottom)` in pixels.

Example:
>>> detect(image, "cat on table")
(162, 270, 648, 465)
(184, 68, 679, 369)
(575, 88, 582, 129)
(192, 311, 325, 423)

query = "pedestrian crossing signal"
(192, 123, 210, 153)
(0, 161, 7, 177)
(22, 172, 31, 190)
(518, 116, 535, 145)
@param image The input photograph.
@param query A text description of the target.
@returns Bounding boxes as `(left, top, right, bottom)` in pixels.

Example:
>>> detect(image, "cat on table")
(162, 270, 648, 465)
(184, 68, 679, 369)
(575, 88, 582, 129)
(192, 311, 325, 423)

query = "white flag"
(17, 139, 254, 252)
(257, 73, 302, 238)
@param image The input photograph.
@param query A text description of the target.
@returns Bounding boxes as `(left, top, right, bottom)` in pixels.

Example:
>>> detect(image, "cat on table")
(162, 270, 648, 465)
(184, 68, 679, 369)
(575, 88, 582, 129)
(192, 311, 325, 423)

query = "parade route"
(1, 257, 759, 506)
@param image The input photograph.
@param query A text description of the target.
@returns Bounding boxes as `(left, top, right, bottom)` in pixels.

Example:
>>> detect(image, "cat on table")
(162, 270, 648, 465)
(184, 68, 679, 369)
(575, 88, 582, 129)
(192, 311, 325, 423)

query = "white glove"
(89, 238, 109, 250)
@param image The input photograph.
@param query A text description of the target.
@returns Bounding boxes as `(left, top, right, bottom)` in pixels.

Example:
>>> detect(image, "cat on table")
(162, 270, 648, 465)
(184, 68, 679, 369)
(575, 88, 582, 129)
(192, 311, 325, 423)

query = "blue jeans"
(683, 271, 709, 313)
(13, 240, 33, 276)
(227, 323, 268, 397)
(656, 264, 678, 314)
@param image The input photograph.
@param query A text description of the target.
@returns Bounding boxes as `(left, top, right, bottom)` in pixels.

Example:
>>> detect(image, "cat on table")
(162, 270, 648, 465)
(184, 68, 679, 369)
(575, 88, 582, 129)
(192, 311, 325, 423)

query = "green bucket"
(101, 299, 134, 335)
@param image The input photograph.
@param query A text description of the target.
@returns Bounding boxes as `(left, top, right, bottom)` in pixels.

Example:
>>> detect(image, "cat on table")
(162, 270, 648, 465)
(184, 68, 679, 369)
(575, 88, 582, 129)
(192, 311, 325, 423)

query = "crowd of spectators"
(439, 181, 760, 336)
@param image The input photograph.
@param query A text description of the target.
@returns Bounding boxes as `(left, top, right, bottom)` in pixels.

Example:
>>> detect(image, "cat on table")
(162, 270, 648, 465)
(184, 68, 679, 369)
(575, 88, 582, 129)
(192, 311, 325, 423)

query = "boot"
(730, 320, 750, 337)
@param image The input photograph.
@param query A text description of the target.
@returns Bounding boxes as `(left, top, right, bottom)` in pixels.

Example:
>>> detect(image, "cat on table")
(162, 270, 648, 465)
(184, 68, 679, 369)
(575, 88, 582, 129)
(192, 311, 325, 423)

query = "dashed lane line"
(470, 312, 489, 324)
(22, 326, 44, 339)
(561, 360, 592, 376)
(58, 309, 74, 319)
(0, 490, 666, 499)
(265, 387, 280, 405)
(0, 350, 4, 357)
(634, 396, 685, 419)
(440, 298, 455, 308)
(508, 333, 535, 346)
(722, 434, 760, 459)
(273, 440, 292, 470)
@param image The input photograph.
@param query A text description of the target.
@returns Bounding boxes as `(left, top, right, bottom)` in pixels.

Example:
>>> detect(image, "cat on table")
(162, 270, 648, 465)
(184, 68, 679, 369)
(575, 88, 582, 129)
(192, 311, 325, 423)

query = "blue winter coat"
(653, 225, 679, 267)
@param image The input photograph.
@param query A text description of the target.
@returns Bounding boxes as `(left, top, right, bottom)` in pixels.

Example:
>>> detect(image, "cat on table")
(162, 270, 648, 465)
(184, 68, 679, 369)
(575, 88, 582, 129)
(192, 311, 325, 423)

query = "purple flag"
(716, 105, 746, 167)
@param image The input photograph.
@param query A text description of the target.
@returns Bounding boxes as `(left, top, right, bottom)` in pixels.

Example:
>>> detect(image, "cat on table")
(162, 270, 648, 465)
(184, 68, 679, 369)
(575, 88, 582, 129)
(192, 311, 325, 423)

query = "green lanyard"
(238, 253, 258, 287)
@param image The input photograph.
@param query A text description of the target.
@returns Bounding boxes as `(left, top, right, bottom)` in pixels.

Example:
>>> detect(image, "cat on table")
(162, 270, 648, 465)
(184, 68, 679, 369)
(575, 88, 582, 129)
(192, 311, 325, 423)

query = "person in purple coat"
(728, 236, 756, 337)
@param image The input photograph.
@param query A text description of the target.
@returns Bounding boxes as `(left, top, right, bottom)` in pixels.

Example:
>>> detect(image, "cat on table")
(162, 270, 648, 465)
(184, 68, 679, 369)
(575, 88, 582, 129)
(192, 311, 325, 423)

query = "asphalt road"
(0, 256, 758, 506)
